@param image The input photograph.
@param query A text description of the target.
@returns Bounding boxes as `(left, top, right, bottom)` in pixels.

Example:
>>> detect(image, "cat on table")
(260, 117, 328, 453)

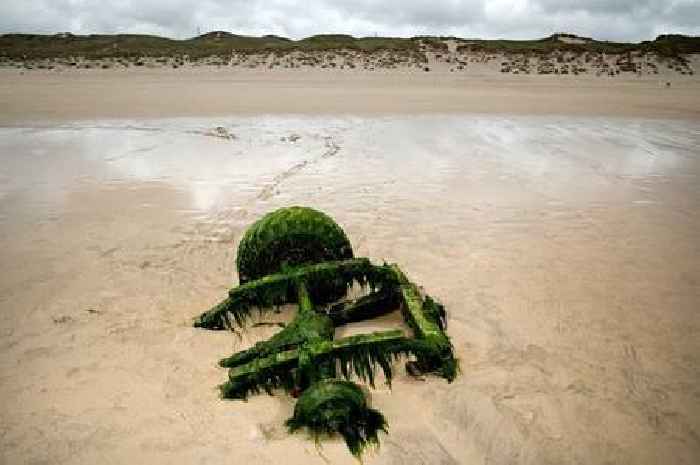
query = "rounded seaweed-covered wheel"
(286, 380, 387, 457)
(236, 206, 354, 284)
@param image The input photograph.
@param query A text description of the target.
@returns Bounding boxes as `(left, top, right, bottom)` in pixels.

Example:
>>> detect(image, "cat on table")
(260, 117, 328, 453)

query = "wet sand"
(1, 116, 699, 464)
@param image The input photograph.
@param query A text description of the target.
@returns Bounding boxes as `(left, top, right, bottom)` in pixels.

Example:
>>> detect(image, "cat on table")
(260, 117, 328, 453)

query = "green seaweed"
(220, 347, 300, 399)
(327, 288, 400, 325)
(194, 258, 394, 330)
(319, 331, 414, 387)
(221, 330, 421, 399)
(422, 295, 447, 331)
(286, 380, 387, 458)
(195, 207, 459, 457)
(389, 264, 459, 381)
(220, 281, 336, 397)
(236, 206, 354, 283)
(220, 280, 334, 368)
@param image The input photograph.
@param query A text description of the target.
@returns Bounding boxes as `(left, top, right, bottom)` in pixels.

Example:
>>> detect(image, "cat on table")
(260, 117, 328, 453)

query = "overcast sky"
(1, 0, 698, 42)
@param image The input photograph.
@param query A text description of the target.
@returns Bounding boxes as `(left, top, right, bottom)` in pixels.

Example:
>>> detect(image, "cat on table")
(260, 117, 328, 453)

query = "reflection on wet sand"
(0, 116, 699, 464)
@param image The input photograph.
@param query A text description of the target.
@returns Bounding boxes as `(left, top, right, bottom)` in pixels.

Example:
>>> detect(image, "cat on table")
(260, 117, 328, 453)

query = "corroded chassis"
(194, 257, 457, 399)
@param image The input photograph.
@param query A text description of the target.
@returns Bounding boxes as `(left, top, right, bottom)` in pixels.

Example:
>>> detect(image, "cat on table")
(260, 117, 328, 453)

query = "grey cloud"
(532, 0, 657, 15)
(529, 0, 700, 40)
(0, 0, 698, 41)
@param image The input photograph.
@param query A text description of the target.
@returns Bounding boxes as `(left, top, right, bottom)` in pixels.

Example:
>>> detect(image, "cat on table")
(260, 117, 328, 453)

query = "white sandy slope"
(1, 56, 700, 123)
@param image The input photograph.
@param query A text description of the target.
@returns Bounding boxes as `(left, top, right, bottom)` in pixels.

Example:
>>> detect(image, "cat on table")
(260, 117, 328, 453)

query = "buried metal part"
(194, 206, 458, 457)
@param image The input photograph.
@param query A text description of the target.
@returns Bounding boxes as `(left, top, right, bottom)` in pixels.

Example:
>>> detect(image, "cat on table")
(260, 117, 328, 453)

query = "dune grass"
(1, 32, 697, 60)
(0, 32, 419, 59)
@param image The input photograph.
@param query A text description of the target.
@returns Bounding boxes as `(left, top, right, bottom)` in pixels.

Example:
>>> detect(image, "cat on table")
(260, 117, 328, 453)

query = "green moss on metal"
(389, 264, 458, 381)
(423, 295, 447, 331)
(194, 257, 400, 330)
(194, 257, 395, 330)
(195, 206, 459, 457)
(286, 380, 387, 458)
(236, 206, 354, 283)
(221, 329, 424, 399)
(327, 288, 399, 325)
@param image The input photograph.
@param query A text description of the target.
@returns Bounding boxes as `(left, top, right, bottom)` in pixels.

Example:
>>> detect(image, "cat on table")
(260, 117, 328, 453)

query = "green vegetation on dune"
(0, 33, 182, 59)
(456, 34, 700, 57)
(1, 31, 697, 60)
(647, 34, 700, 56)
(298, 34, 415, 51)
(0, 31, 420, 59)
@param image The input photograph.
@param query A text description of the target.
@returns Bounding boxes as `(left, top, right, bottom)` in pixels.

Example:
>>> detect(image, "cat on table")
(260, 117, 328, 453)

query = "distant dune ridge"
(2, 31, 699, 123)
(0, 32, 698, 77)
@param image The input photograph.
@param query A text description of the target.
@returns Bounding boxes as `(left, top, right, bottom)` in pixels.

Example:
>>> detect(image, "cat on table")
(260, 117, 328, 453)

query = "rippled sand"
(1, 116, 699, 464)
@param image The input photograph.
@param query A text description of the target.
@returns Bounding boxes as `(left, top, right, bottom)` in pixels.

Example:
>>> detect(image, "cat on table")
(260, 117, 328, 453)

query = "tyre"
(236, 206, 354, 283)
(286, 380, 386, 457)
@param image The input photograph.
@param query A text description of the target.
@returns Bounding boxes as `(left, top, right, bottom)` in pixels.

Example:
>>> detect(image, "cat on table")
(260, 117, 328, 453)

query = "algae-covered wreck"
(195, 206, 458, 457)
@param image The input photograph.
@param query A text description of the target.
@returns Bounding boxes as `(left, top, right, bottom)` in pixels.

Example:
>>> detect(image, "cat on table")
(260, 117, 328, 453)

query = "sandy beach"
(1, 110, 699, 464)
(3, 2, 700, 462)
(2, 68, 700, 123)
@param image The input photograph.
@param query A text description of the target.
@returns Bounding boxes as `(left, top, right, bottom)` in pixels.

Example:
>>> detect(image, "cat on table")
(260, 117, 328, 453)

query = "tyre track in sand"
(142, 134, 344, 290)
(257, 136, 341, 201)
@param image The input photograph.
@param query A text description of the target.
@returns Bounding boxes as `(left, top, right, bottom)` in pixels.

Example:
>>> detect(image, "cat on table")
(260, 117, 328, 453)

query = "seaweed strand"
(194, 258, 396, 330)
